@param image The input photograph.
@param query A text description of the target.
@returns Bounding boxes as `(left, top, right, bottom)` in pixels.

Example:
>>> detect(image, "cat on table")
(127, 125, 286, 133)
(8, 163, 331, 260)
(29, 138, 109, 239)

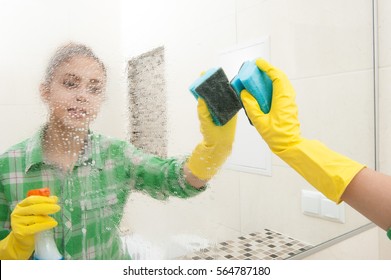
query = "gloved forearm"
(187, 98, 237, 182)
(277, 139, 365, 202)
(187, 140, 234, 180)
(0, 232, 34, 260)
(240, 58, 365, 203)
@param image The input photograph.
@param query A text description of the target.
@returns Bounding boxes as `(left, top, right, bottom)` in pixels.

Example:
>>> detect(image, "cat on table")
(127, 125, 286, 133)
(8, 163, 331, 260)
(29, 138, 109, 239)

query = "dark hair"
(43, 42, 106, 85)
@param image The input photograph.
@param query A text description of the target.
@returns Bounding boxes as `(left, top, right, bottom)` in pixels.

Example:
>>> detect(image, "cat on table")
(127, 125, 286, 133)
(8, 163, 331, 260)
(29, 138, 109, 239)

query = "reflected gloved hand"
(240, 58, 365, 203)
(187, 98, 237, 181)
(0, 195, 60, 260)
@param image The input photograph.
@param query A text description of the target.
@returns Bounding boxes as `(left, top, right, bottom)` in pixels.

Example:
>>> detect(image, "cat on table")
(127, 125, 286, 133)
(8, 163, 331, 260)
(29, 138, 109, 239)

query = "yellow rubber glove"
(187, 98, 237, 180)
(240, 58, 365, 203)
(0, 195, 60, 260)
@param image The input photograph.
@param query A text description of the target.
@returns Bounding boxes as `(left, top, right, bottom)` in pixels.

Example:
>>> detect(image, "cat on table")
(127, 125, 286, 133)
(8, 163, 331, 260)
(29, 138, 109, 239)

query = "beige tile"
(303, 227, 379, 259)
(293, 71, 375, 167)
(239, 165, 369, 245)
(379, 0, 391, 67)
(236, 0, 373, 78)
(163, 0, 236, 33)
(379, 67, 391, 173)
(205, 169, 242, 233)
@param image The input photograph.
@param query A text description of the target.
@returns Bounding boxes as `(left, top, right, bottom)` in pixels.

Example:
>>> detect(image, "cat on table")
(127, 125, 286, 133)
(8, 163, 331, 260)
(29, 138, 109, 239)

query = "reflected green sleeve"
(0, 173, 11, 241)
(124, 143, 206, 200)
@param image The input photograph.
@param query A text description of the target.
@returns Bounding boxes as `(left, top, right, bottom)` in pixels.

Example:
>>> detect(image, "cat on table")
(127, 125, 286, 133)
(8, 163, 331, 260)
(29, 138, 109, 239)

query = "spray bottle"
(27, 187, 63, 260)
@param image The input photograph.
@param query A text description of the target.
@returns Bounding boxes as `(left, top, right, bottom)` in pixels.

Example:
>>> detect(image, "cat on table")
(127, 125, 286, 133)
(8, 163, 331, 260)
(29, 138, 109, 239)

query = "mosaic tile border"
(179, 229, 313, 260)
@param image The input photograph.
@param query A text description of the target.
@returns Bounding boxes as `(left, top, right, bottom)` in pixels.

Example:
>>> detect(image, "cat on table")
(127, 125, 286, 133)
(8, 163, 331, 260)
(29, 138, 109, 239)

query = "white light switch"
(301, 190, 321, 215)
(320, 198, 345, 223)
(301, 190, 345, 223)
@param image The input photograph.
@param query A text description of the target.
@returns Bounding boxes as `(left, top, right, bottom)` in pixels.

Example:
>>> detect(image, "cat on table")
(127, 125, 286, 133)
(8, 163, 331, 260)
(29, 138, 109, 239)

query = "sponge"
(231, 60, 273, 114)
(189, 67, 242, 126)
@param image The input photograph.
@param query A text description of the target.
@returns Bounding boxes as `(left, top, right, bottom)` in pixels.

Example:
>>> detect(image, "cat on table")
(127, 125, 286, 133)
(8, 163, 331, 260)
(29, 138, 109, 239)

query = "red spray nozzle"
(27, 187, 51, 197)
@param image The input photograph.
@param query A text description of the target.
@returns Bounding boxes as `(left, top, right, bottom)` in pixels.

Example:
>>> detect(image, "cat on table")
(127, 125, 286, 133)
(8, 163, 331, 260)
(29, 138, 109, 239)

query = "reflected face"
(42, 56, 106, 130)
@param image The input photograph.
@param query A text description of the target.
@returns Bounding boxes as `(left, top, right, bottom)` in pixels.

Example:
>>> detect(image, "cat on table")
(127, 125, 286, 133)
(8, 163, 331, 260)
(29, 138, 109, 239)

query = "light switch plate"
(301, 190, 345, 223)
(320, 198, 345, 223)
(301, 190, 321, 216)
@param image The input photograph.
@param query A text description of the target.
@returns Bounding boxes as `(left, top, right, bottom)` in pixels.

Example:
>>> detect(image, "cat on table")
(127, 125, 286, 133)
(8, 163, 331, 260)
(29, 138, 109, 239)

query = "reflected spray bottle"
(27, 188, 63, 260)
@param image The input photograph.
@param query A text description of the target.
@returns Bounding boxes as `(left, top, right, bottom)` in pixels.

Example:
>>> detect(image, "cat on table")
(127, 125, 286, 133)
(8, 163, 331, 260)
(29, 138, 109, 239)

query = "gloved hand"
(240, 58, 365, 203)
(187, 97, 237, 180)
(0, 195, 60, 260)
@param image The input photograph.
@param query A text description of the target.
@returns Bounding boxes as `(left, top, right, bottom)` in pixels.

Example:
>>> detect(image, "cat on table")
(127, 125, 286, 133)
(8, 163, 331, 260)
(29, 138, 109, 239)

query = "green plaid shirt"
(0, 128, 204, 260)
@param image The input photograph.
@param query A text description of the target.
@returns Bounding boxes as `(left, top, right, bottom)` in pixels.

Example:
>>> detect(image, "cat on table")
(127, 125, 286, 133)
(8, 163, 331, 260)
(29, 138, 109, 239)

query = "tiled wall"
(379, 0, 391, 173)
(377, 0, 391, 259)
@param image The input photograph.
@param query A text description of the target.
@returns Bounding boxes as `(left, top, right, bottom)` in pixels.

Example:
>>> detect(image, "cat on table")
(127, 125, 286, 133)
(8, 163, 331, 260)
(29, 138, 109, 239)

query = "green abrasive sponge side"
(189, 67, 242, 126)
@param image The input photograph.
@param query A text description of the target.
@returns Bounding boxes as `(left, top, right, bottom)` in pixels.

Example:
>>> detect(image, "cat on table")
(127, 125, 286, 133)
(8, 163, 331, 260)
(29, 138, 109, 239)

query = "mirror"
(0, 0, 379, 260)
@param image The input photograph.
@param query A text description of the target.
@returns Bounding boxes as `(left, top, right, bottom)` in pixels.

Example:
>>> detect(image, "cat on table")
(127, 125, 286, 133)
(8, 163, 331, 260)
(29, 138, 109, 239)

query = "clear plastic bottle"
(34, 230, 63, 260)
(27, 187, 63, 260)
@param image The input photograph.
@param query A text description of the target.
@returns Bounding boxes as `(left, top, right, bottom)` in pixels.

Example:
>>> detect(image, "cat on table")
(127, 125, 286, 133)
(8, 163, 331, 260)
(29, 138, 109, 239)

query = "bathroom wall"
(377, 0, 391, 259)
(302, 226, 379, 260)
(379, 0, 391, 173)
(120, 0, 374, 252)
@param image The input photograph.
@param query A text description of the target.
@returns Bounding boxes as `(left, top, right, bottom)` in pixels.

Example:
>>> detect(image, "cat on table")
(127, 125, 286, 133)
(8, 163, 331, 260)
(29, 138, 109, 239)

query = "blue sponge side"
(230, 75, 245, 96)
(189, 68, 218, 99)
(237, 60, 273, 114)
